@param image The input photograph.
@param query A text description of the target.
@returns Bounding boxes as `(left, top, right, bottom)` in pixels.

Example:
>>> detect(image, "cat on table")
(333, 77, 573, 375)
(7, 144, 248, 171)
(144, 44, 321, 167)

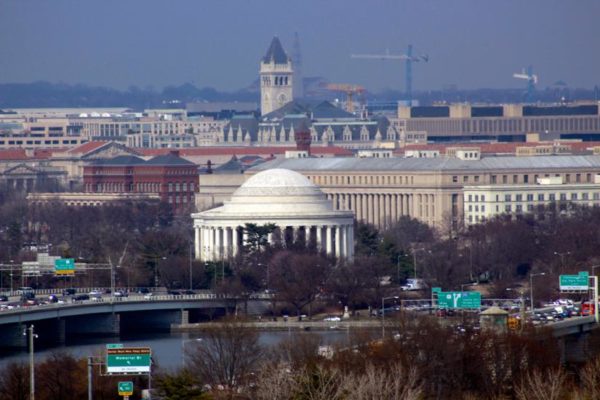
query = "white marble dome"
(220, 168, 332, 215)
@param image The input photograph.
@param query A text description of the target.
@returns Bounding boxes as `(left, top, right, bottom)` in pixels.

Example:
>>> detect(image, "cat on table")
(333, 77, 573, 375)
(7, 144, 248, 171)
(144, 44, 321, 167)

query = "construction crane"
(351, 44, 429, 104)
(324, 83, 365, 113)
(513, 65, 538, 103)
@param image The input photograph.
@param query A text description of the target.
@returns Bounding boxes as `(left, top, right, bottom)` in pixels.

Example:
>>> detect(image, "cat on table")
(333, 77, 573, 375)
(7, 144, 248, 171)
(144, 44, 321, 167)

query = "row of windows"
(456, 172, 595, 185)
(309, 175, 416, 186)
(467, 192, 600, 203)
(167, 182, 195, 192)
(0, 139, 80, 145)
(168, 195, 191, 204)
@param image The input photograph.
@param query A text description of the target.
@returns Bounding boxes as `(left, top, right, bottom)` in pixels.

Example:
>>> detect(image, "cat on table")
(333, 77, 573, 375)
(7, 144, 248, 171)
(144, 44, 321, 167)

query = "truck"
(401, 278, 426, 291)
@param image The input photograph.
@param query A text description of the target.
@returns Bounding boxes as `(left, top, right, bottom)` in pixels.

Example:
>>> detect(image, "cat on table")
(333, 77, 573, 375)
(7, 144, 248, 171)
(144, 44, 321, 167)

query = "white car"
(324, 316, 341, 322)
(144, 293, 154, 300)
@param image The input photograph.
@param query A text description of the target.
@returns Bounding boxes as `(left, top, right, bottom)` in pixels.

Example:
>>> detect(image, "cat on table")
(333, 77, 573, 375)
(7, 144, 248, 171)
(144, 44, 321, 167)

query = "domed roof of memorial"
(232, 168, 321, 198)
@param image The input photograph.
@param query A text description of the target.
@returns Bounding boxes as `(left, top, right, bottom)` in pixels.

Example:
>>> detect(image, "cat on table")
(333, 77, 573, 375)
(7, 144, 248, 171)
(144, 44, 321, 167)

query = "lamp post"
(24, 324, 38, 400)
(381, 295, 399, 339)
(529, 272, 546, 313)
(554, 251, 570, 271)
(181, 337, 202, 368)
(591, 265, 600, 277)
(411, 248, 430, 280)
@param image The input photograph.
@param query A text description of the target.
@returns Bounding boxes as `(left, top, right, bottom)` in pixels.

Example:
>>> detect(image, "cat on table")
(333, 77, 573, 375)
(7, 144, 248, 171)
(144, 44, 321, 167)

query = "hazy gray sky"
(1, 0, 598, 92)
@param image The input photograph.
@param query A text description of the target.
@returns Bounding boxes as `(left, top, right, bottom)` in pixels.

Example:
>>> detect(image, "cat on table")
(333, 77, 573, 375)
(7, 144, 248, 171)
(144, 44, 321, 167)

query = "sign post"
(437, 291, 482, 309)
(431, 287, 442, 309)
(54, 258, 75, 276)
(559, 271, 589, 292)
(106, 347, 151, 374)
(118, 381, 133, 399)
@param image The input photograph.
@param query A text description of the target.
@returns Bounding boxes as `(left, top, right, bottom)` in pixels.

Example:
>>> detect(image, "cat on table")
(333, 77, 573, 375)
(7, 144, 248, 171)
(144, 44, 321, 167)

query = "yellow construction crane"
(324, 83, 365, 113)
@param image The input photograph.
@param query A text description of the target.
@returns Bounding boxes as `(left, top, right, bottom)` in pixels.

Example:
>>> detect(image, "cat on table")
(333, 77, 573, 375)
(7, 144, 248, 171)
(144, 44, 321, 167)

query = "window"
(516, 204, 523, 212)
(515, 194, 523, 201)
(168, 183, 173, 192)
(587, 173, 592, 183)
(594, 193, 600, 200)
(538, 193, 544, 201)
(475, 195, 479, 202)
(576, 174, 581, 183)
(468, 205, 472, 212)
(582, 193, 589, 200)
(565, 174, 571, 183)
(505, 205, 512, 212)
(474, 176, 480, 183)
(527, 204, 534, 212)
(452, 176, 458, 183)
(505, 194, 511, 202)
(475, 205, 479, 212)
(468, 195, 472, 202)
(513, 175, 518, 184)
(463, 176, 469, 183)
(502, 175, 508, 184)
(549, 193, 556, 201)
(481, 195, 485, 202)
(560, 193, 567, 201)
(527, 194, 534, 201)
(571, 193, 578, 200)
(481, 205, 485, 212)
(524, 175, 529, 183)
(491, 175, 497, 184)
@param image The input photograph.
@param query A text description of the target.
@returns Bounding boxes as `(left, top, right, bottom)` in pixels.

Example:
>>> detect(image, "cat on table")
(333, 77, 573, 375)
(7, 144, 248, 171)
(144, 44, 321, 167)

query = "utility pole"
(25, 325, 38, 400)
(87, 357, 93, 400)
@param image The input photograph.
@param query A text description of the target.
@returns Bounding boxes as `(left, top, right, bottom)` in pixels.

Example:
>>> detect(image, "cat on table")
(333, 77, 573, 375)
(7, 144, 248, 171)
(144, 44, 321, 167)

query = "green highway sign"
(106, 347, 151, 374)
(559, 271, 589, 291)
(106, 343, 124, 349)
(432, 287, 442, 294)
(54, 258, 75, 276)
(438, 291, 481, 309)
(118, 381, 133, 396)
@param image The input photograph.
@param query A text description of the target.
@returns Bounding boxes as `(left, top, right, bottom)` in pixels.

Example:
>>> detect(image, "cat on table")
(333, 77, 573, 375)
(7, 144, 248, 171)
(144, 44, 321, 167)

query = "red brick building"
(83, 150, 198, 212)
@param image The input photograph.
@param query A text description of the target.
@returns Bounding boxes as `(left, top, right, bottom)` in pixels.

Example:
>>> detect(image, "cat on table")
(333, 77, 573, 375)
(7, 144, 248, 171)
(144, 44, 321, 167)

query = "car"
(74, 294, 90, 301)
(168, 290, 181, 295)
(48, 294, 60, 303)
(183, 290, 195, 295)
(113, 291, 128, 297)
(323, 316, 341, 322)
(137, 288, 150, 294)
(0, 295, 8, 302)
(143, 293, 154, 300)
(63, 288, 77, 296)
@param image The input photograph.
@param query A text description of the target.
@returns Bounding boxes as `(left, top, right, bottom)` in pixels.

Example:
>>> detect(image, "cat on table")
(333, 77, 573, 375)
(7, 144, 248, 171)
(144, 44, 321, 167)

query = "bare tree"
(339, 363, 423, 400)
(515, 369, 567, 400)
(186, 319, 263, 389)
(0, 362, 28, 400)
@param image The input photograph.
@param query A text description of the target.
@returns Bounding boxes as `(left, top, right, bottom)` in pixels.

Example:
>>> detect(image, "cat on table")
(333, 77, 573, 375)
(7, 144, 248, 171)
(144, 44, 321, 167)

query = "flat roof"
(249, 155, 600, 173)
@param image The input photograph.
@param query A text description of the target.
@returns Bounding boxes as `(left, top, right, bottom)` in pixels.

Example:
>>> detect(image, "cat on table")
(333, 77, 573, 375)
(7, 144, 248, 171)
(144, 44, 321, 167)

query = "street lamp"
(23, 324, 38, 400)
(530, 272, 546, 313)
(381, 295, 399, 339)
(181, 337, 202, 368)
(411, 248, 431, 280)
(591, 265, 600, 277)
(554, 251, 571, 271)
(396, 254, 409, 284)
(154, 256, 167, 289)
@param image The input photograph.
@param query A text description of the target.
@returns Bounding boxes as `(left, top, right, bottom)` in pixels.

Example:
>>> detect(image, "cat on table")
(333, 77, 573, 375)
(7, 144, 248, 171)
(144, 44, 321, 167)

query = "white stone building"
(192, 168, 354, 261)
(260, 37, 294, 116)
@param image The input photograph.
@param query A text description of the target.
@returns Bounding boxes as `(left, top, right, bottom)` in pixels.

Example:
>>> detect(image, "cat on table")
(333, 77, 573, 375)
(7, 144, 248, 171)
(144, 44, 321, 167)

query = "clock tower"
(260, 36, 293, 115)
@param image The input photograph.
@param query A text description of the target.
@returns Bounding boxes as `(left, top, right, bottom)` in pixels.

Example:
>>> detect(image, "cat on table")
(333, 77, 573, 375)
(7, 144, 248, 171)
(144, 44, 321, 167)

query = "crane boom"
(351, 44, 428, 104)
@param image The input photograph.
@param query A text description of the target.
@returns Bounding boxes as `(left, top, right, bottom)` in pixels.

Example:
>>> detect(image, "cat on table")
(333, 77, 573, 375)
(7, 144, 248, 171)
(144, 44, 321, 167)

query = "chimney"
(294, 119, 312, 156)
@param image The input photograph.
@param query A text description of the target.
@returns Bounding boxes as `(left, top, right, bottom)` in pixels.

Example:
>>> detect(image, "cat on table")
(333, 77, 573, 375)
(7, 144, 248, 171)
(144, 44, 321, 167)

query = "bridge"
(0, 294, 269, 349)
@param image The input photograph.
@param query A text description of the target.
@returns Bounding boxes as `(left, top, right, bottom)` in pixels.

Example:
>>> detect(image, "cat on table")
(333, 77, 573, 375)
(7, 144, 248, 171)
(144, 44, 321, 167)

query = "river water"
(0, 330, 354, 371)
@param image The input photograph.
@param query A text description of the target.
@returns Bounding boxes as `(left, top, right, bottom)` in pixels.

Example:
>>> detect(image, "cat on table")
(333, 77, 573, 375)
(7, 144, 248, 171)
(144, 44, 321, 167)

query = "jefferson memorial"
(192, 168, 355, 261)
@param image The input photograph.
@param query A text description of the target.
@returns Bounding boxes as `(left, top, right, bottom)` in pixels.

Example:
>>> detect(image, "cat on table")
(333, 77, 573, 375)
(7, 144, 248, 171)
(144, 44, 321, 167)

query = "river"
(0, 329, 354, 370)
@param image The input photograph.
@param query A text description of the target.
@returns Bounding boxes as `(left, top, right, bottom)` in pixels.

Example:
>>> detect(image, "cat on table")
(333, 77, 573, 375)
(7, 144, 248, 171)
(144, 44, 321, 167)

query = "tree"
(154, 370, 209, 400)
(186, 319, 263, 389)
(0, 362, 28, 400)
(354, 222, 380, 256)
(269, 250, 333, 318)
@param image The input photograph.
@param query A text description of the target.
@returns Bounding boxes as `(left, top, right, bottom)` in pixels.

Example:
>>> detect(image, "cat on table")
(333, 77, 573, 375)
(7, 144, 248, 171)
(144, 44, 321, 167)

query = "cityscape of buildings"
(2, 19, 600, 398)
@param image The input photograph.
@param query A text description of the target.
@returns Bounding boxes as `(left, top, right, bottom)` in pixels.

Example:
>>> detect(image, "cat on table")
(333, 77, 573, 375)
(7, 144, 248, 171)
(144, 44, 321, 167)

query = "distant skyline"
(1, 0, 598, 92)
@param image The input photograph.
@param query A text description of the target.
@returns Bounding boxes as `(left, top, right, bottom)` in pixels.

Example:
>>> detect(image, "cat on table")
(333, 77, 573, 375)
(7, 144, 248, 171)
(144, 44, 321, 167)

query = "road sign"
(438, 291, 481, 309)
(432, 287, 442, 294)
(106, 347, 151, 374)
(106, 343, 124, 349)
(559, 271, 589, 291)
(54, 258, 75, 276)
(118, 381, 133, 396)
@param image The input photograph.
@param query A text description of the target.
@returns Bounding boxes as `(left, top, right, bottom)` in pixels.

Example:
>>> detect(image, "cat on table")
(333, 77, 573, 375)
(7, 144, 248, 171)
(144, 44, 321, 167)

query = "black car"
(73, 294, 90, 301)
(137, 288, 150, 294)
(63, 288, 77, 296)
(168, 290, 182, 295)
(0, 295, 8, 302)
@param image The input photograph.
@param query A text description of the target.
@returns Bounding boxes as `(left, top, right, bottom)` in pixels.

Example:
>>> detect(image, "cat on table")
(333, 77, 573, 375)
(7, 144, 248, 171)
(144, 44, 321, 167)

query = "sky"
(0, 0, 598, 92)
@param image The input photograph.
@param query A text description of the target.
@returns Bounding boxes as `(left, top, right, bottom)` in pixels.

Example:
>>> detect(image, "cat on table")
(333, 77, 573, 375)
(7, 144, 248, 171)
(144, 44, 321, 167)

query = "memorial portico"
(192, 169, 354, 261)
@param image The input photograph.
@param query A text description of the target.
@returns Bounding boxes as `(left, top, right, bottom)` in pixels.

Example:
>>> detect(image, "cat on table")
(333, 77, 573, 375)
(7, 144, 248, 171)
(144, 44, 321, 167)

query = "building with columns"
(192, 168, 354, 261)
